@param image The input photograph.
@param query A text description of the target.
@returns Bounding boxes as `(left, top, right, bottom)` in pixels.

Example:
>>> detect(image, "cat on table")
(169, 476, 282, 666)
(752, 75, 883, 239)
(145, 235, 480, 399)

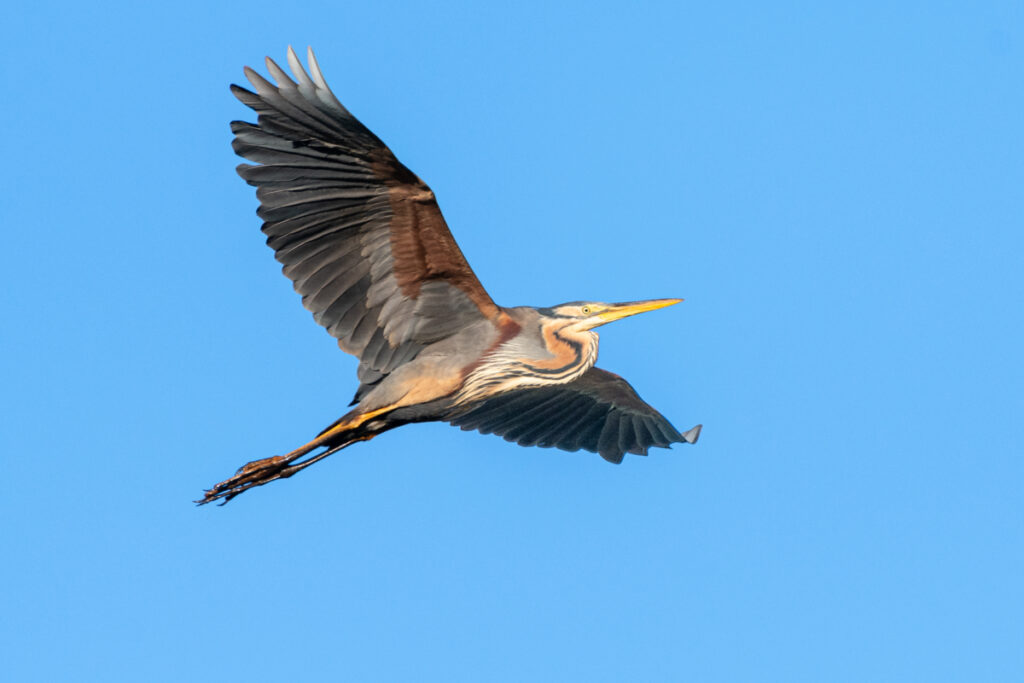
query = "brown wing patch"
(384, 174, 499, 319)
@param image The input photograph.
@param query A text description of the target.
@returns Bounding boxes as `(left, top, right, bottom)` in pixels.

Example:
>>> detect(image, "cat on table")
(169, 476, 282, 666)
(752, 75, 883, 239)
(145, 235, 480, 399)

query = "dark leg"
(197, 437, 370, 505)
(196, 406, 394, 506)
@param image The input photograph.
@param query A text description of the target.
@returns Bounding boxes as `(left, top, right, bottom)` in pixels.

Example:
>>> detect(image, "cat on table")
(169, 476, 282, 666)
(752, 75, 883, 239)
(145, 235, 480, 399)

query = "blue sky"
(2, 1, 1022, 680)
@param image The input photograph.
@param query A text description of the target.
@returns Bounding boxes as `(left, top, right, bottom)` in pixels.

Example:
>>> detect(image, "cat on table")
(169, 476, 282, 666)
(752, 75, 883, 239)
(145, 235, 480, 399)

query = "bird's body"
(199, 48, 700, 505)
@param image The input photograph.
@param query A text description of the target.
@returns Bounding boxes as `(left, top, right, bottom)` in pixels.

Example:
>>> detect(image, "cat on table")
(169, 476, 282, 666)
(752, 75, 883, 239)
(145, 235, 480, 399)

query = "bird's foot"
(197, 454, 298, 506)
(238, 454, 288, 475)
(195, 436, 366, 506)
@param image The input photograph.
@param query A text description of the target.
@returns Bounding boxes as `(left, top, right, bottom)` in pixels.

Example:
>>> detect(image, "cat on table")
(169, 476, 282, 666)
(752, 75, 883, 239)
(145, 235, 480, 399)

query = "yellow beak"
(588, 298, 683, 328)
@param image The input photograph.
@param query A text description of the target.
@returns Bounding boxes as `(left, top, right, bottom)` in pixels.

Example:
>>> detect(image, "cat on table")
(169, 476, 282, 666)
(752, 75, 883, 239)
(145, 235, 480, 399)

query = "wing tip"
(681, 424, 702, 444)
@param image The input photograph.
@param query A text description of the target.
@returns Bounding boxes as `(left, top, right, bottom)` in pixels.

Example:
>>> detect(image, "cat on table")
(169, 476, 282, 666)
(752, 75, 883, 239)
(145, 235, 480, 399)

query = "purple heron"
(199, 47, 701, 505)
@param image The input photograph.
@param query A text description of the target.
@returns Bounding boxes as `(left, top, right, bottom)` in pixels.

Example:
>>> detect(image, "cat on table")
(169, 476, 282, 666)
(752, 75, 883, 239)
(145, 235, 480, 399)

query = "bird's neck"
(530, 321, 599, 381)
(456, 319, 598, 405)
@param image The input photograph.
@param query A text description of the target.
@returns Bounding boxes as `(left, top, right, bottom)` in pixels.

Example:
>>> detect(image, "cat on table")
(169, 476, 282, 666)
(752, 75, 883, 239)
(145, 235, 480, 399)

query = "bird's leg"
(196, 407, 393, 506)
(197, 436, 328, 506)
(197, 436, 374, 506)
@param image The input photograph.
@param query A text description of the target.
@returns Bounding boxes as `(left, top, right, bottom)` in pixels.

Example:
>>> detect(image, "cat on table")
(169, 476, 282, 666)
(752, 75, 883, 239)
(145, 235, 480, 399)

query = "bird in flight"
(199, 47, 701, 505)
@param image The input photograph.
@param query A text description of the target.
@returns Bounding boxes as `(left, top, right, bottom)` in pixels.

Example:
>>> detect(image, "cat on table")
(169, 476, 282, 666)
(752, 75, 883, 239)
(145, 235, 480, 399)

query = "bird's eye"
(581, 306, 592, 315)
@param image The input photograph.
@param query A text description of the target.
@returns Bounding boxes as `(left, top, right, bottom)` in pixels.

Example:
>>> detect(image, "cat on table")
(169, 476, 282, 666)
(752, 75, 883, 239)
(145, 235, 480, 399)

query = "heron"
(199, 47, 701, 505)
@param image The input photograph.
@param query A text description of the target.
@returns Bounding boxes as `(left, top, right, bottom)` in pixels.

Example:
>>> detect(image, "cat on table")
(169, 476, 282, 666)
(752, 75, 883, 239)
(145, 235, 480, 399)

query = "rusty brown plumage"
(198, 48, 700, 506)
(384, 180, 499, 318)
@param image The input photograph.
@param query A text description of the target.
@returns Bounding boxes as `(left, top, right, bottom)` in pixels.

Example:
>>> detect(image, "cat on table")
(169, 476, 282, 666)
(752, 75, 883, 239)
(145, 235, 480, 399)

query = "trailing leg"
(196, 406, 391, 505)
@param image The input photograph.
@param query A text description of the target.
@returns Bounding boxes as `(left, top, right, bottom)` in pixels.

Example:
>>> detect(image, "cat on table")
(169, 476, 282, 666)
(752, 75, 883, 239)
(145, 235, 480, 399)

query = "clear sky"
(2, 1, 1022, 681)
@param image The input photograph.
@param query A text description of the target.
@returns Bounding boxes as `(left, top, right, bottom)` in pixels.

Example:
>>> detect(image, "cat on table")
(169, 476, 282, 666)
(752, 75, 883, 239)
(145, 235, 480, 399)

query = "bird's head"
(545, 298, 683, 332)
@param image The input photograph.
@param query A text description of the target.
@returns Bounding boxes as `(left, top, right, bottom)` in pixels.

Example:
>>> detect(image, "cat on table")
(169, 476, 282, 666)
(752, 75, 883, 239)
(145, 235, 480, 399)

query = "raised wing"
(449, 367, 701, 463)
(230, 47, 500, 391)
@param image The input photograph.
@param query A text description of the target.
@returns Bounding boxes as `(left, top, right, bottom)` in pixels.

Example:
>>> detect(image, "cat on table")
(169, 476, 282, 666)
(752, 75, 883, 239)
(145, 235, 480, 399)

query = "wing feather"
(450, 367, 701, 463)
(231, 47, 500, 399)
